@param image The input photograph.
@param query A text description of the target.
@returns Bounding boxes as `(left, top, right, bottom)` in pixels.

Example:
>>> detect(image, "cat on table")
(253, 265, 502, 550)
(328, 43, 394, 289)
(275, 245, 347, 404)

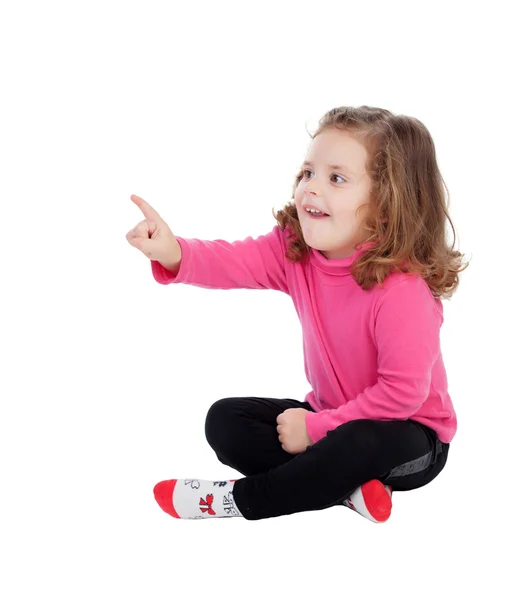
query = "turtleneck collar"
(308, 241, 377, 276)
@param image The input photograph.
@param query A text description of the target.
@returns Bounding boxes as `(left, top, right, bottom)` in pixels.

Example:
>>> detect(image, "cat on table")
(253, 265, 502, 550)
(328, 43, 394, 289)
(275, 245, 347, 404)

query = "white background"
(1, 1, 528, 598)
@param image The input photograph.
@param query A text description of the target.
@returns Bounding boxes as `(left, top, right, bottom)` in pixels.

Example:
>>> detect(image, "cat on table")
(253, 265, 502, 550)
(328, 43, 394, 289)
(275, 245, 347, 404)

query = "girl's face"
(294, 128, 372, 260)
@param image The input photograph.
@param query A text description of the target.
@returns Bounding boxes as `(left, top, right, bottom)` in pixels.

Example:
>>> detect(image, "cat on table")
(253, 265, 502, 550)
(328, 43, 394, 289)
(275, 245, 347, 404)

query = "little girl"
(126, 105, 469, 523)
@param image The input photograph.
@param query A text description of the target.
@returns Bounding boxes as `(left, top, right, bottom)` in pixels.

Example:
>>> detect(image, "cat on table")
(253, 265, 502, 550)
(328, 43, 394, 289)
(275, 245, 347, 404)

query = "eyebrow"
(301, 160, 354, 175)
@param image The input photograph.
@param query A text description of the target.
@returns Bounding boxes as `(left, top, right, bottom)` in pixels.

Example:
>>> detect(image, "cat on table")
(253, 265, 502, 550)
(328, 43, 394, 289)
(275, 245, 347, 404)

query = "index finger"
(130, 194, 162, 222)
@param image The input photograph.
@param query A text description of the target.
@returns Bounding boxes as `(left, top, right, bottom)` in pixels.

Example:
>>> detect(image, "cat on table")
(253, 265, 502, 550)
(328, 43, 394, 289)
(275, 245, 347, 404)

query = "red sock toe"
(153, 480, 180, 518)
(361, 479, 392, 522)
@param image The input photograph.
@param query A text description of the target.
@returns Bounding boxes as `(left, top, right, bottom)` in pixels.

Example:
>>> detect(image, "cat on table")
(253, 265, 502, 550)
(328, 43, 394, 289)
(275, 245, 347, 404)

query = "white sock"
(153, 478, 243, 519)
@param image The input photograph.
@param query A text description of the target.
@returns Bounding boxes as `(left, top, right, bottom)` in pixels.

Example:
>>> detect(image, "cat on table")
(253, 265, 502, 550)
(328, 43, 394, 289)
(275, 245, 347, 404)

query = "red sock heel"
(346, 480, 393, 522)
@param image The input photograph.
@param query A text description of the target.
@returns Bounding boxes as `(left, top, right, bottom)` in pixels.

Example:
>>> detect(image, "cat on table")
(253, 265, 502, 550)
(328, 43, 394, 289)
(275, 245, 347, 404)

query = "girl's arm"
(305, 277, 443, 444)
(151, 225, 289, 294)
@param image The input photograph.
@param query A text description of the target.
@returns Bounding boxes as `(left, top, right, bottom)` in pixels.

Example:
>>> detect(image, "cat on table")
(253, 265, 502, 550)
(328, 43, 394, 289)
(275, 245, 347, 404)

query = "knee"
(204, 397, 239, 448)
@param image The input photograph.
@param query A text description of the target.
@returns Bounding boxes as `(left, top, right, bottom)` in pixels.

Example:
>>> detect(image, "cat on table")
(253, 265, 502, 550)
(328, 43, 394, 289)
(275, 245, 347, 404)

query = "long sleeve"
(150, 225, 289, 294)
(305, 276, 443, 444)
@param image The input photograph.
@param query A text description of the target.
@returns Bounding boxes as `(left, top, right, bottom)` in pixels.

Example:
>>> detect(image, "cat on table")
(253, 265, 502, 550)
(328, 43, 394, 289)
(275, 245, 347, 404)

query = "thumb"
(145, 220, 158, 238)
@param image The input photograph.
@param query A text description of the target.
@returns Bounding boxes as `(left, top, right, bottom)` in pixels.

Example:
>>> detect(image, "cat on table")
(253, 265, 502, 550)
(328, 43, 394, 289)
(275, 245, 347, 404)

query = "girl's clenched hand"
(276, 408, 313, 454)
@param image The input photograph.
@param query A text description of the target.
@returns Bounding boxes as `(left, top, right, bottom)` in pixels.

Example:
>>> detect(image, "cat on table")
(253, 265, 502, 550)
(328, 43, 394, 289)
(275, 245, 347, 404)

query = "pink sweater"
(151, 225, 457, 445)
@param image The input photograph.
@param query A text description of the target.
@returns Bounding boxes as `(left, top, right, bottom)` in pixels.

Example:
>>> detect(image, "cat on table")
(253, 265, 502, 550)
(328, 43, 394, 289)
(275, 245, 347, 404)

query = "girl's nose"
(305, 181, 320, 196)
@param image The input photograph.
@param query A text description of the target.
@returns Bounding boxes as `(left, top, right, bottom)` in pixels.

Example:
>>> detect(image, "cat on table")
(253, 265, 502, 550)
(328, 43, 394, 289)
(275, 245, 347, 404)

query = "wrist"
(159, 260, 180, 274)
(159, 240, 182, 274)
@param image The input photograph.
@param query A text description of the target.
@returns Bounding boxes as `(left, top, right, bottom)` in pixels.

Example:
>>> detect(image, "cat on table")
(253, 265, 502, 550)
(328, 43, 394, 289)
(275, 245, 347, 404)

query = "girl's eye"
(301, 169, 345, 184)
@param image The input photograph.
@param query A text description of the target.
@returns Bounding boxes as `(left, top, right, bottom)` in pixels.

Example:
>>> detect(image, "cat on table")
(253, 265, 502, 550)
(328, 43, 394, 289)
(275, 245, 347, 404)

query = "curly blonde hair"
(272, 105, 470, 300)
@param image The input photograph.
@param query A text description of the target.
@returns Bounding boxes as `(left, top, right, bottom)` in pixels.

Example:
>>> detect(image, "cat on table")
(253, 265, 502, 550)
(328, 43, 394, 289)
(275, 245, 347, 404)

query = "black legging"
(205, 396, 450, 520)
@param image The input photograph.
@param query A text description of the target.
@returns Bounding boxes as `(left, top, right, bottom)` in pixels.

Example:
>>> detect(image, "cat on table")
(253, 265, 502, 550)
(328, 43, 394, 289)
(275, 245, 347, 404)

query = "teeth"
(306, 208, 324, 215)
